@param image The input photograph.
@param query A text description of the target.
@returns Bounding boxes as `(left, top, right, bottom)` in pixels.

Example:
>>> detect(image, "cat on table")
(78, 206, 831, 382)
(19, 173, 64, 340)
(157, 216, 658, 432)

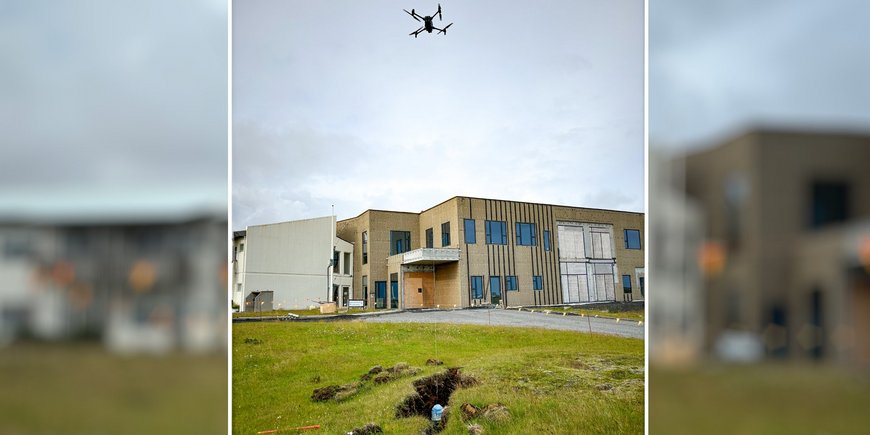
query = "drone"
(404, 4, 453, 38)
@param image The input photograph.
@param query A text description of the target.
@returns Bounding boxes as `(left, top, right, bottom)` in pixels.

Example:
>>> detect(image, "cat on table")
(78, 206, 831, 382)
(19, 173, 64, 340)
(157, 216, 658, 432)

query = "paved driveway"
(360, 308, 644, 339)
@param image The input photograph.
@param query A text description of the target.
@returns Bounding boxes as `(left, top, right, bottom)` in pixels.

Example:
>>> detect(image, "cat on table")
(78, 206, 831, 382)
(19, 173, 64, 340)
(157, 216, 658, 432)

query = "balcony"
(402, 248, 460, 265)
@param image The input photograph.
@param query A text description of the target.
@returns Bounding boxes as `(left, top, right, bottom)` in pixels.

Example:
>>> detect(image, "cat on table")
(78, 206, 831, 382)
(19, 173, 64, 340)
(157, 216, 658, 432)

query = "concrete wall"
(242, 216, 334, 310)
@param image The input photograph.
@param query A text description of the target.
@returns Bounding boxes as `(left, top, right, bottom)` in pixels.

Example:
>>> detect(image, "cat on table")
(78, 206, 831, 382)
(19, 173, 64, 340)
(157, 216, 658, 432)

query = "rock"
(467, 424, 484, 435)
(460, 403, 479, 420)
(480, 403, 510, 422)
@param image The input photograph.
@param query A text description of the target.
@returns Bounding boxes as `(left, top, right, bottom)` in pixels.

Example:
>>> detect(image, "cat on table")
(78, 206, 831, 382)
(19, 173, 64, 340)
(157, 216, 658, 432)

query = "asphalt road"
(360, 308, 644, 339)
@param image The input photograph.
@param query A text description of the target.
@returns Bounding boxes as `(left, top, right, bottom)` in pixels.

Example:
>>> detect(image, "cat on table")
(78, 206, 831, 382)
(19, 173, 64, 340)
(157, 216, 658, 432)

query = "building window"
(441, 222, 451, 247)
(362, 231, 368, 264)
(390, 231, 411, 255)
(639, 277, 644, 297)
(516, 222, 537, 246)
(624, 229, 641, 250)
(533, 275, 543, 291)
(233, 246, 237, 262)
(240, 243, 245, 252)
(362, 275, 368, 306)
(810, 181, 850, 228)
(343, 252, 350, 275)
(426, 228, 434, 248)
(622, 275, 632, 293)
(471, 276, 483, 299)
(506, 276, 518, 291)
(543, 230, 551, 251)
(485, 220, 507, 245)
(333, 251, 339, 272)
(464, 219, 476, 244)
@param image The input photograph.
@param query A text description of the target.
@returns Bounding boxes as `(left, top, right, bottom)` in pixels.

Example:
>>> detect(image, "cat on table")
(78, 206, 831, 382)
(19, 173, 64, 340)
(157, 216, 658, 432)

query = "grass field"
(651, 364, 870, 434)
(233, 322, 643, 434)
(0, 343, 226, 434)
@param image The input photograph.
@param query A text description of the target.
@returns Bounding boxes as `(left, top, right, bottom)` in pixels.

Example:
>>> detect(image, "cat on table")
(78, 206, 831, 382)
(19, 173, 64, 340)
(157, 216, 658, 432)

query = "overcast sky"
(233, 0, 644, 230)
(651, 0, 870, 150)
(0, 0, 227, 220)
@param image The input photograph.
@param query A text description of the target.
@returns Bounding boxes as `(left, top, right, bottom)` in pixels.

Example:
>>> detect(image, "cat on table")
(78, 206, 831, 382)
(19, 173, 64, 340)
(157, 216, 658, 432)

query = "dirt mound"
(349, 423, 383, 434)
(311, 382, 361, 402)
(426, 358, 444, 366)
(396, 368, 462, 418)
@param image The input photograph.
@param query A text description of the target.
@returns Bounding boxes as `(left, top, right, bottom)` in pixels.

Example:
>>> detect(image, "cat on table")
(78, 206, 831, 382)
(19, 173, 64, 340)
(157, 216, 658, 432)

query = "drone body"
(404, 4, 453, 37)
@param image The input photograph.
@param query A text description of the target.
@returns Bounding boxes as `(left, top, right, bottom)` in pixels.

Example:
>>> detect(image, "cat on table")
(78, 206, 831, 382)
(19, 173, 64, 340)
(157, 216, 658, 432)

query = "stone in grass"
(467, 424, 484, 435)
(480, 403, 510, 423)
(426, 358, 444, 366)
(460, 403, 480, 420)
(350, 422, 383, 434)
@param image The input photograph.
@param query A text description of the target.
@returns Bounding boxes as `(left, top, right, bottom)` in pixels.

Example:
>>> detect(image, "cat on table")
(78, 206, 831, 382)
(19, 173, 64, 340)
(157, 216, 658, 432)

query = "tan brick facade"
(338, 196, 644, 309)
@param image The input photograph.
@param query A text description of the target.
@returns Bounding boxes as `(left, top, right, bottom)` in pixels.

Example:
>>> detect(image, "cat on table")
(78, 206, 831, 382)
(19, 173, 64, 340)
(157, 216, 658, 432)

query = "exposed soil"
(349, 423, 383, 434)
(396, 368, 463, 418)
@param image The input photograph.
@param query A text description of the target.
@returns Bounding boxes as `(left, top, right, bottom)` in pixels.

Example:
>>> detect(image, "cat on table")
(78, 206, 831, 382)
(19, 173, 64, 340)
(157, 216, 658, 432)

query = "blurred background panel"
(0, 0, 227, 433)
(650, 0, 870, 433)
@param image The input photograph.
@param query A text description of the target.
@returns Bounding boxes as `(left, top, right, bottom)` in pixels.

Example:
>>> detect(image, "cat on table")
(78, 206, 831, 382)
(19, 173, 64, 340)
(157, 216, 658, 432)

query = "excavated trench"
(395, 367, 479, 428)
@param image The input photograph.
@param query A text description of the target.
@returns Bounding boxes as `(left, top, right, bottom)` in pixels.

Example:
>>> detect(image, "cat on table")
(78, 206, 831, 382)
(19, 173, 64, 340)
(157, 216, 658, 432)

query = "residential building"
(336, 196, 645, 309)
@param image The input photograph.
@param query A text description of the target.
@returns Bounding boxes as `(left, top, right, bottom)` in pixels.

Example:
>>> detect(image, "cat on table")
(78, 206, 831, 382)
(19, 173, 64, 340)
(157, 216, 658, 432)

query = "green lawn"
(0, 343, 226, 434)
(651, 364, 870, 434)
(234, 322, 643, 434)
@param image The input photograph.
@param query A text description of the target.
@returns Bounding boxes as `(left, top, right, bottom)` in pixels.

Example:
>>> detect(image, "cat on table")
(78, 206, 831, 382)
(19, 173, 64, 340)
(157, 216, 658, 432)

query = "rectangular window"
(426, 228, 434, 248)
(533, 275, 543, 291)
(639, 277, 644, 297)
(624, 229, 641, 250)
(343, 252, 350, 275)
(362, 231, 368, 264)
(471, 276, 483, 299)
(240, 243, 245, 252)
(390, 231, 411, 255)
(333, 250, 339, 272)
(232, 246, 237, 262)
(441, 222, 451, 246)
(515, 222, 537, 246)
(810, 181, 850, 228)
(464, 219, 476, 244)
(543, 230, 551, 251)
(362, 275, 368, 305)
(506, 276, 518, 291)
(485, 220, 507, 245)
(622, 274, 632, 293)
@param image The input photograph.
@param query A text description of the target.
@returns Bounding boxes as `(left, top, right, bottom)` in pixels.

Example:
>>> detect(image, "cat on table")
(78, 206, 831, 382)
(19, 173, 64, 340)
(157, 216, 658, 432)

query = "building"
(336, 196, 645, 309)
(0, 216, 227, 354)
(672, 128, 870, 365)
(232, 216, 355, 311)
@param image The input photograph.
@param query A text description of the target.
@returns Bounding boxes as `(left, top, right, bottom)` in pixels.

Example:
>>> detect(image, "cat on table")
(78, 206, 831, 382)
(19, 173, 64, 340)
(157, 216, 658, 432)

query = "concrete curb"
(509, 307, 644, 326)
(232, 309, 403, 323)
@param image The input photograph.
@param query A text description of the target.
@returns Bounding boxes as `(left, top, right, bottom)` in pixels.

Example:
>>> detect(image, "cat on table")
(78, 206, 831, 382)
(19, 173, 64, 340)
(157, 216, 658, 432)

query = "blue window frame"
(425, 228, 433, 248)
(441, 222, 451, 246)
(464, 219, 476, 244)
(485, 220, 507, 245)
(506, 276, 518, 291)
(543, 230, 551, 251)
(390, 231, 411, 255)
(471, 276, 483, 299)
(622, 274, 632, 293)
(533, 275, 543, 291)
(624, 229, 641, 250)
(515, 222, 537, 246)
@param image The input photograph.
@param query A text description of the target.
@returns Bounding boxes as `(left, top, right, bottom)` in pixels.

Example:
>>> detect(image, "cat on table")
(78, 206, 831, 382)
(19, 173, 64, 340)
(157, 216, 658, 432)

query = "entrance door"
(490, 276, 501, 306)
(375, 281, 386, 309)
(390, 280, 399, 309)
(342, 287, 349, 307)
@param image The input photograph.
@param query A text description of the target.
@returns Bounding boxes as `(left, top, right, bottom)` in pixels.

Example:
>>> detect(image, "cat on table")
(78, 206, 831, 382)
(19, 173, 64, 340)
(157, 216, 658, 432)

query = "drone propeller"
(404, 8, 420, 21)
(438, 23, 453, 35)
(437, 4, 442, 21)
